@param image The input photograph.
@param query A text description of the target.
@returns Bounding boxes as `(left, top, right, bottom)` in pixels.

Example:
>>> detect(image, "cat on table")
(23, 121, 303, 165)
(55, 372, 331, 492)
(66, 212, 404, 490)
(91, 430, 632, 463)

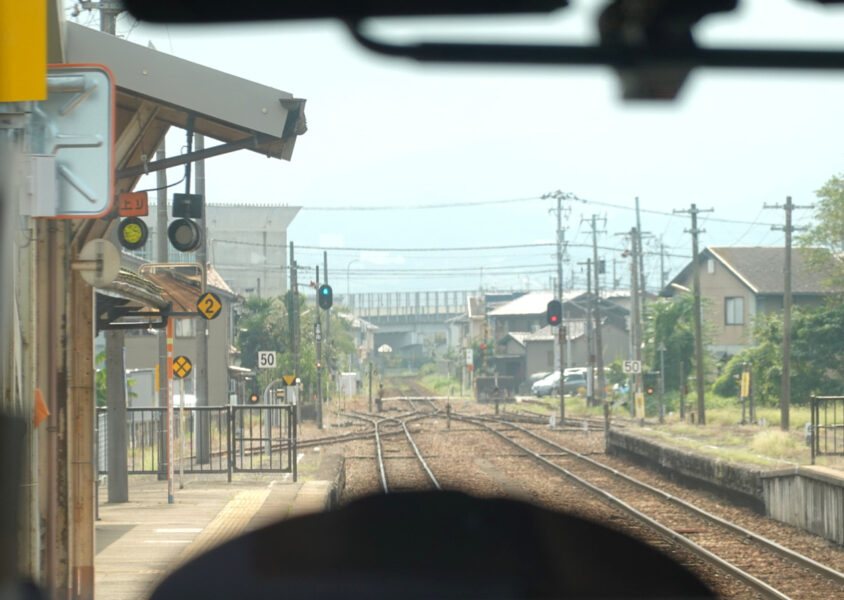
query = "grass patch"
(749, 429, 803, 460)
(419, 374, 463, 396)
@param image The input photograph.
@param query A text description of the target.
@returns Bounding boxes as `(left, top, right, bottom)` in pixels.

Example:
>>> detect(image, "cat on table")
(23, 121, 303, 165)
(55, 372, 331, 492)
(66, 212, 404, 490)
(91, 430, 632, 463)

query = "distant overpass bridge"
(345, 290, 471, 322)
(343, 290, 473, 362)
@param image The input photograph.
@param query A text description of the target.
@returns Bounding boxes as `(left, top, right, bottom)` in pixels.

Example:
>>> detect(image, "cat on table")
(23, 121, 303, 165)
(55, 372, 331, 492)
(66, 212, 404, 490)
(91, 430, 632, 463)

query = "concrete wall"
(606, 429, 765, 510)
(762, 467, 844, 545)
(526, 340, 554, 376)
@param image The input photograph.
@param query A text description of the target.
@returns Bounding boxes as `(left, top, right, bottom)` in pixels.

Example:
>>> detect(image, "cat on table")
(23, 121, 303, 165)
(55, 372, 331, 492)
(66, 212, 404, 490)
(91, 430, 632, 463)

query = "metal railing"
(810, 396, 844, 464)
(96, 405, 297, 479)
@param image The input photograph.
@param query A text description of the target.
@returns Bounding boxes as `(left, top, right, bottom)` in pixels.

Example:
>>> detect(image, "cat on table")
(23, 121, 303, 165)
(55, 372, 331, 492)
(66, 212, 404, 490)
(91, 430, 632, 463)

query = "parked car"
(531, 370, 589, 397)
(531, 371, 560, 397)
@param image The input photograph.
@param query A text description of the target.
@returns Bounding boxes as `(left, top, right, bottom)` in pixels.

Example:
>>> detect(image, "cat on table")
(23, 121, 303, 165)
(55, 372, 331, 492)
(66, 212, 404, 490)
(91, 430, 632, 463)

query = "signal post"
(547, 299, 565, 426)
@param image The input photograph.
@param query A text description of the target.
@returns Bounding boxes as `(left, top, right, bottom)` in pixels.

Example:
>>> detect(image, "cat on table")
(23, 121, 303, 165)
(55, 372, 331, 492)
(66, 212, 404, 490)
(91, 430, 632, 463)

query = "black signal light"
(547, 299, 562, 326)
(318, 284, 333, 309)
(168, 218, 201, 253)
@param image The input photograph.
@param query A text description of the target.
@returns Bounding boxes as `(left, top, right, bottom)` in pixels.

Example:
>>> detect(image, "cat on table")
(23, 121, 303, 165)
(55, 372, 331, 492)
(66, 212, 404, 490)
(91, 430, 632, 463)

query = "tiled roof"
(489, 291, 555, 316)
(503, 331, 530, 346)
(707, 247, 837, 294)
(206, 264, 236, 297)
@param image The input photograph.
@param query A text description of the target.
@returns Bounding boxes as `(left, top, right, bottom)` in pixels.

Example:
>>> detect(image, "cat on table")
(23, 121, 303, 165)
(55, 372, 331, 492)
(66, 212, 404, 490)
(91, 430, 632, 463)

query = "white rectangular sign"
(465, 349, 473, 365)
(257, 351, 276, 369)
(622, 360, 642, 374)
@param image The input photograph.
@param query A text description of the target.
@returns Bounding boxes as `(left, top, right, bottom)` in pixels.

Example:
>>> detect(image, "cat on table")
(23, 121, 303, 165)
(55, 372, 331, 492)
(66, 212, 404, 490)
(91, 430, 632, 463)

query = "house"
(523, 319, 630, 378)
(489, 291, 631, 388)
(662, 246, 838, 356)
(494, 331, 531, 384)
(488, 291, 555, 341)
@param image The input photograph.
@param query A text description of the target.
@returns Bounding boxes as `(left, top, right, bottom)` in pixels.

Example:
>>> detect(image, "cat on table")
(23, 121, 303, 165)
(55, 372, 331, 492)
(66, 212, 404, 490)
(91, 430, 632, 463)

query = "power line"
(301, 196, 544, 211)
(210, 238, 692, 258)
(298, 192, 783, 228)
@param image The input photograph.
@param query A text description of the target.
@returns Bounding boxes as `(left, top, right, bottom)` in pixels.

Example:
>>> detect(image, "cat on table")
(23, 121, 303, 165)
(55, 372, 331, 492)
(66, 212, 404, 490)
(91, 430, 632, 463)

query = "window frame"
(725, 296, 745, 326)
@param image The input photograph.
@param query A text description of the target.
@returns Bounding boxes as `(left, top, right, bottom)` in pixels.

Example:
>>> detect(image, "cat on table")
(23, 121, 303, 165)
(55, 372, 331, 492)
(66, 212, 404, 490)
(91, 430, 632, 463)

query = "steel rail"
(373, 419, 389, 493)
(455, 414, 794, 600)
(348, 405, 441, 494)
(497, 419, 844, 588)
(401, 420, 441, 491)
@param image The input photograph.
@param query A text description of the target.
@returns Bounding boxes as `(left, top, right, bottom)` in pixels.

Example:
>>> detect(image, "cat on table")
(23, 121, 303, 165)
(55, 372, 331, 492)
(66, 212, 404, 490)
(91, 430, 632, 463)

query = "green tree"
(642, 295, 698, 392)
(713, 303, 844, 404)
(800, 172, 844, 292)
(236, 296, 288, 371)
(235, 293, 356, 400)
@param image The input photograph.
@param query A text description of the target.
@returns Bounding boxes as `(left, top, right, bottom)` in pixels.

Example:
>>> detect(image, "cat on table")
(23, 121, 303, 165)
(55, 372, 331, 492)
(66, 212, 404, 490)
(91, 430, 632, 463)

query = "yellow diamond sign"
(173, 355, 192, 379)
(282, 375, 296, 386)
(196, 291, 222, 320)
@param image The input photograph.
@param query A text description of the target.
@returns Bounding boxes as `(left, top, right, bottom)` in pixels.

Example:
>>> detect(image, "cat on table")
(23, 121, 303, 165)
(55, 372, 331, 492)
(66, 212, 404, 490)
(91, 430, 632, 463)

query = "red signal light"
(480, 344, 486, 351)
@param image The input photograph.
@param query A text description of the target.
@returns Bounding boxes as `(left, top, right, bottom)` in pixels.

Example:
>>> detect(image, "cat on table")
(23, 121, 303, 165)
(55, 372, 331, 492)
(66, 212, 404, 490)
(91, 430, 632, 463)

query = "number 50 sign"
(622, 360, 642, 374)
(258, 351, 276, 369)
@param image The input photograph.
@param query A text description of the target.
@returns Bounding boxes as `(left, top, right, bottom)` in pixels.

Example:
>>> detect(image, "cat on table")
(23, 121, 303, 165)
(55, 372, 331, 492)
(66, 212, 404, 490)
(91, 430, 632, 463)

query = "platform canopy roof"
(64, 21, 307, 196)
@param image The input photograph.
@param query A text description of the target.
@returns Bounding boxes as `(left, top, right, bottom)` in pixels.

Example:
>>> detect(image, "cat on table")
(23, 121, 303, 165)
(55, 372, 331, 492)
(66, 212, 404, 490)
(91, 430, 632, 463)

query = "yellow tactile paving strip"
(178, 488, 270, 564)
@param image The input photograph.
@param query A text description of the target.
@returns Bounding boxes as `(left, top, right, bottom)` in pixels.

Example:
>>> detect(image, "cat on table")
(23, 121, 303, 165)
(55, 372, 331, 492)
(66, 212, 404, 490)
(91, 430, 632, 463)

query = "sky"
(69, 0, 844, 296)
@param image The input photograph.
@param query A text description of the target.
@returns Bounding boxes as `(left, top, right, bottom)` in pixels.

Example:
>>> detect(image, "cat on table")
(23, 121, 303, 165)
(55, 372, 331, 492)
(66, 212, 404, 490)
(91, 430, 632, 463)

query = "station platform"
(95, 453, 342, 599)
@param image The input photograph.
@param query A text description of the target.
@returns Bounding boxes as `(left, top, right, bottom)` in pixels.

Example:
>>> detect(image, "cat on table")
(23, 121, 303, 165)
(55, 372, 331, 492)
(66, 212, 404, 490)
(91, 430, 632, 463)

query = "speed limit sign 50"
(258, 351, 276, 369)
(622, 360, 642, 374)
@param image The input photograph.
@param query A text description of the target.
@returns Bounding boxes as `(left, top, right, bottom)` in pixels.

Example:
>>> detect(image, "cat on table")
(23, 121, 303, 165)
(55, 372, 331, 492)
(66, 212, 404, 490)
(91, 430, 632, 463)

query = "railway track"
(456, 413, 844, 600)
(348, 401, 441, 494)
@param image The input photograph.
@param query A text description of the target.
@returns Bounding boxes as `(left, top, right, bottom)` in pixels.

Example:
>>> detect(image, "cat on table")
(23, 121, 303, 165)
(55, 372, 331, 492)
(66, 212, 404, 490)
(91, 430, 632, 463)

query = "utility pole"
(579, 258, 595, 406)
(675, 203, 713, 425)
(289, 244, 298, 371)
(629, 229, 643, 411)
(589, 215, 607, 407)
(323, 251, 330, 413)
(554, 195, 569, 422)
(290, 244, 300, 424)
(156, 142, 168, 480)
(195, 133, 210, 464)
(315, 266, 323, 429)
(765, 196, 812, 431)
(636, 197, 647, 310)
(544, 190, 575, 367)
(660, 240, 667, 291)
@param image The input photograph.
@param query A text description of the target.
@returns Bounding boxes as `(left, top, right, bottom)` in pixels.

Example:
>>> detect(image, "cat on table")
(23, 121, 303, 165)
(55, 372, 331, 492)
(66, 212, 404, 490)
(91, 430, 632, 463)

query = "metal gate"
(810, 396, 844, 464)
(97, 405, 296, 479)
(230, 405, 296, 478)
